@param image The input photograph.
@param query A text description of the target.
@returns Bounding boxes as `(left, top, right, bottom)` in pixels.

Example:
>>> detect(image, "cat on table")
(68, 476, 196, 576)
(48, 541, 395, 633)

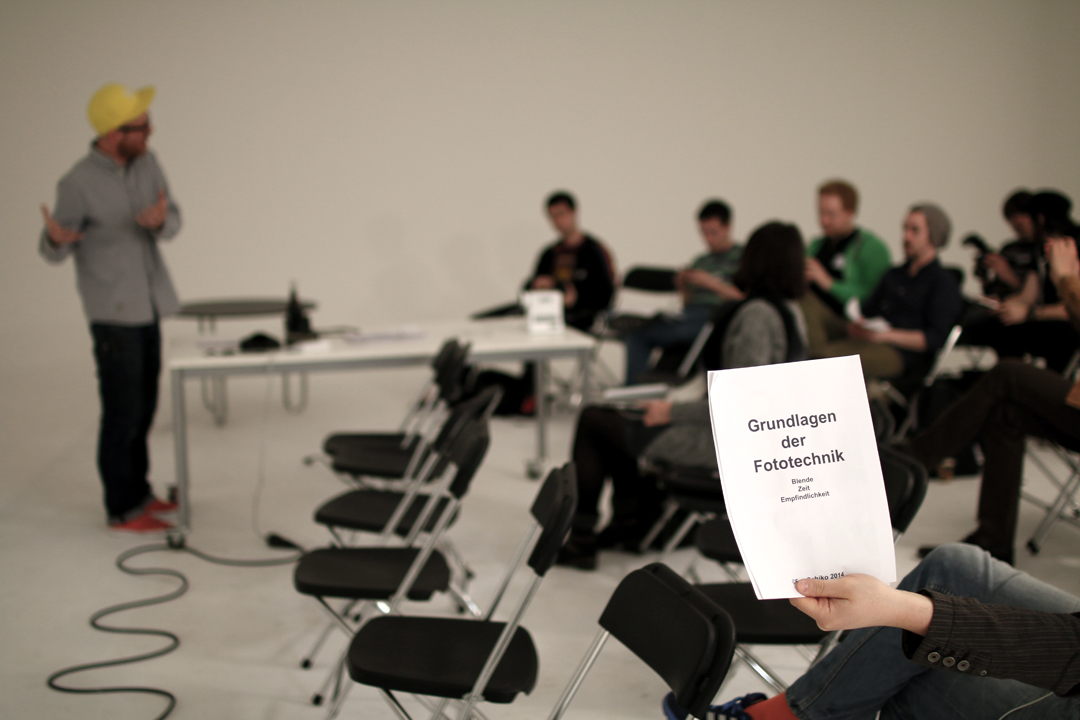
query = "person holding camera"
(961, 190, 1080, 373)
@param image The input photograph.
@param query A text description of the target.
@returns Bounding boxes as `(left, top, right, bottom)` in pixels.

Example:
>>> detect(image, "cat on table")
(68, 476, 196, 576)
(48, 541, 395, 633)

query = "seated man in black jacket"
(526, 190, 615, 332)
(818, 203, 962, 380)
(664, 544, 1080, 720)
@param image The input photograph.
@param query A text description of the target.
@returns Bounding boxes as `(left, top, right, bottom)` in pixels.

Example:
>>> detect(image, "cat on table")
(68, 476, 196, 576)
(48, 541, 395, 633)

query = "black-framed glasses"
(118, 118, 151, 134)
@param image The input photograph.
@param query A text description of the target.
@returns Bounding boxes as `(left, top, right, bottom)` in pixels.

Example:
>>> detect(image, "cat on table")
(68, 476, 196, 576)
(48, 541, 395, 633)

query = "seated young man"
(623, 199, 744, 384)
(666, 543, 1080, 720)
(526, 190, 615, 332)
(817, 204, 962, 380)
(802, 179, 892, 357)
(974, 189, 1037, 300)
(960, 190, 1080, 373)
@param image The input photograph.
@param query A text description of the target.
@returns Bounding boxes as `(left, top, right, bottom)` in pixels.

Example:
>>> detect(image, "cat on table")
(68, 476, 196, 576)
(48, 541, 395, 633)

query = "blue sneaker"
(662, 691, 767, 720)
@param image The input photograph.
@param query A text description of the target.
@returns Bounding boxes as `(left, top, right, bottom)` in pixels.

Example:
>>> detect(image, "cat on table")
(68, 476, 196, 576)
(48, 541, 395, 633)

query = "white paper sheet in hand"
(707, 355, 895, 599)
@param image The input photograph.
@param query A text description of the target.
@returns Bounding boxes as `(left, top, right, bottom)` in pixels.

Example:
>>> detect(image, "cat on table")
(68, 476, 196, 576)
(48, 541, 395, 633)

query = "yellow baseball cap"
(87, 83, 156, 136)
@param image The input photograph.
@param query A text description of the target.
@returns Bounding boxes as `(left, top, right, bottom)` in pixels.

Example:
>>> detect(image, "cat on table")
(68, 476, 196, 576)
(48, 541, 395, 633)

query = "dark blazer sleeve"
(901, 590, 1080, 696)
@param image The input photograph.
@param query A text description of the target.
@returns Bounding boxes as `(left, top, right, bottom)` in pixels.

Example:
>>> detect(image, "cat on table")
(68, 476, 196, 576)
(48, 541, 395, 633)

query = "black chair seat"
(324, 432, 414, 457)
(330, 445, 415, 479)
(348, 616, 537, 703)
(665, 468, 726, 515)
(294, 547, 450, 600)
(696, 583, 826, 645)
(315, 490, 452, 536)
(695, 517, 741, 565)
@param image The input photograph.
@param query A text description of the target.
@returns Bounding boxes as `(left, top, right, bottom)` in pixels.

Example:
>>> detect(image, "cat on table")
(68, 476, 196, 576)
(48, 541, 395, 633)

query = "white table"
(167, 319, 595, 536)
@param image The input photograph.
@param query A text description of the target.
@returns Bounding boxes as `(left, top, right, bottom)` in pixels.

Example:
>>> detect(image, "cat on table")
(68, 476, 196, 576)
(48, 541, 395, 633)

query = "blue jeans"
(623, 305, 713, 385)
(787, 544, 1080, 720)
(90, 322, 161, 522)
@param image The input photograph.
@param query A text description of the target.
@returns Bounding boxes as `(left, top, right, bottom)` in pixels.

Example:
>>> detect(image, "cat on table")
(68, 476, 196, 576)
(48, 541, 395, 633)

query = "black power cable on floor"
(46, 541, 301, 719)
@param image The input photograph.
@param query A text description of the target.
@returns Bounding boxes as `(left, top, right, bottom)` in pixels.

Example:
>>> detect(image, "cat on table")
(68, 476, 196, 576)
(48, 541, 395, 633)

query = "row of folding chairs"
(298, 453, 738, 720)
(290, 337, 742, 719)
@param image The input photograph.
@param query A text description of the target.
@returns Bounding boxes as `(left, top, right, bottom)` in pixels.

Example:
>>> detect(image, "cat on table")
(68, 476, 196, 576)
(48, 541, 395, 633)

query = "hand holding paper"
(707, 355, 896, 599)
(790, 574, 933, 635)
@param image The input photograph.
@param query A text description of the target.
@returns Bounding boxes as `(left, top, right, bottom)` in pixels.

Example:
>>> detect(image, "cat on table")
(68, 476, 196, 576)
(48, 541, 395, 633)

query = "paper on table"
(707, 355, 895, 599)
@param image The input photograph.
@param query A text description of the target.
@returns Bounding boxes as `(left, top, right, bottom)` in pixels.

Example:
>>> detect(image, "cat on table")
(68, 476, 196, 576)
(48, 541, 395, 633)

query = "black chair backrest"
(599, 563, 736, 720)
(445, 418, 491, 499)
(622, 266, 678, 292)
(879, 444, 929, 534)
(526, 463, 577, 575)
(869, 398, 895, 444)
(434, 340, 470, 404)
(437, 385, 500, 447)
(430, 338, 459, 374)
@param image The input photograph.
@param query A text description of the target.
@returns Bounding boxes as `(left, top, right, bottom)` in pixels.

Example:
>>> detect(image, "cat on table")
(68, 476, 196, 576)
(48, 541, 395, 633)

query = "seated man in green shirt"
(803, 179, 892, 357)
(624, 199, 744, 384)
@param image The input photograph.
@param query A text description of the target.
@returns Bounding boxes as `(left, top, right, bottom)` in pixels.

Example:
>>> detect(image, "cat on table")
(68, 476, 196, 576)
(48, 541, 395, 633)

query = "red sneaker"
(109, 510, 174, 533)
(145, 497, 179, 515)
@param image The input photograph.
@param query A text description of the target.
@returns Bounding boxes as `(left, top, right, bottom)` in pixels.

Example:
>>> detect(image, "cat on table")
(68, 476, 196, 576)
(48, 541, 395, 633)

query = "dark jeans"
(571, 406, 664, 534)
(623, 304, 713, 385)
(960, 315, 1080, 373)
(90, 322, 161, 522)
(908, 359, 1080, 556)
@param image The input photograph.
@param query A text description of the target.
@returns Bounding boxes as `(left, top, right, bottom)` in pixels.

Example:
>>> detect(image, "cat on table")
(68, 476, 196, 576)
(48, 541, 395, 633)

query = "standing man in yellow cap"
(39, 83, 181, 533)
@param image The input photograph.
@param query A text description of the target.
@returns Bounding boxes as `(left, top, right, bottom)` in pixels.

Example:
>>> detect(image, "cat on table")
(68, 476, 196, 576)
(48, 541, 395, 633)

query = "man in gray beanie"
(818, 203, 962, 379)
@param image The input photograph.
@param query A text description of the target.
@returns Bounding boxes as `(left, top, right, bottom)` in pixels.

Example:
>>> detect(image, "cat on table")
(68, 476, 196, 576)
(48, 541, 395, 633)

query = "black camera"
(962, 233, 991, 281)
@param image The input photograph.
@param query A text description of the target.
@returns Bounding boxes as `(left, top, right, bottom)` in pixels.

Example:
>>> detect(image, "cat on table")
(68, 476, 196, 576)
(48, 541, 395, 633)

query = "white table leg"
(527, 359, 549, 479)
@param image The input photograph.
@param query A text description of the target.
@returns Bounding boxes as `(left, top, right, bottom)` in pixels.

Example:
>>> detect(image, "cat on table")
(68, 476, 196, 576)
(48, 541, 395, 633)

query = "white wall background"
(2, 0, 1079, 367)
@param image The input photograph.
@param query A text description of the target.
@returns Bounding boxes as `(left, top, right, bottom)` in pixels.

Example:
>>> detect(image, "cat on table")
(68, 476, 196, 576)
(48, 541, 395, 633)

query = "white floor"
(2, 321, 1079, 720)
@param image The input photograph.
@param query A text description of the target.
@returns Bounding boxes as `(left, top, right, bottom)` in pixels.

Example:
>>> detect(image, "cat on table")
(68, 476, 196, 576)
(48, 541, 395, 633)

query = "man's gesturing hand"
(135, 190, 168, 230)
(790, 574, 934, 635)
(40, 204, 84, 245)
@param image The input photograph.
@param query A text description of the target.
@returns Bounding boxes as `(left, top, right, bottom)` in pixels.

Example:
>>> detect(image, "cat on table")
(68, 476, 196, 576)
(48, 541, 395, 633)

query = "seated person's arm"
(980, 251, 1023, 290)
(526, 246, 556, 291)
(792, 574, 1080, 696)
(849, 324, 928, 352)
(1047, 237, 1080, 330)
(568, 242, 616, 312)
(791, 574, 933, 635)
(997, 272, 1040, 325)
(851, 268, 961, 352)
(678, 268, 744, 302)
(1031, 303, 1069, 322)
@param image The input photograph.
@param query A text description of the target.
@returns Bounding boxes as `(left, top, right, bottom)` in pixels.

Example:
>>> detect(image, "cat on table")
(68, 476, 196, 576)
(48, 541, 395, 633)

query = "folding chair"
(886, 324, 964, 440)
(295, 389, 500, 676)
(1022, 351, 1080, 553)
(636, 463, 725, 555)
(304, 338, 469, 479)
(1024, 441, 1080, 553)
(546, 563, 737, 720)
(600, 266, 679, 337)
(692, 445, 928, 692)
(313, 385, 502, 547)
(343, 463, 577, 720)
(294, 416, 492, 709)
